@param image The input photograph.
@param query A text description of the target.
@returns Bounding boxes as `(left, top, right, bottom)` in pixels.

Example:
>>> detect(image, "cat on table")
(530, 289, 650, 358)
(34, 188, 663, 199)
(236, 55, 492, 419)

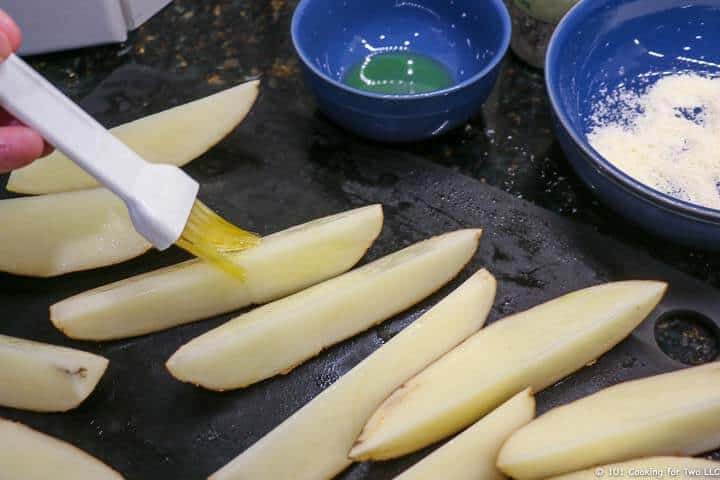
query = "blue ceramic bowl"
(547, 0, 720, 249)
(291, 0, 511, 142)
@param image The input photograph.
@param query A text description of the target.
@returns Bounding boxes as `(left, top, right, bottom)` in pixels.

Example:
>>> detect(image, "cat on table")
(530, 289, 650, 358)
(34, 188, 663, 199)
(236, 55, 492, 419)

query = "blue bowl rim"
(290, 0, 512, 101)
(545, 0, 720, 224)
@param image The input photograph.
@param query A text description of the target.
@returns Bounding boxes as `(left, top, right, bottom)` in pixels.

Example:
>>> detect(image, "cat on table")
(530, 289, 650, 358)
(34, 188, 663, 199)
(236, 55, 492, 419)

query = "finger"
(0, 108, 52, 156)
(0, 10, 22, 51)
(0, 126, 45, 172)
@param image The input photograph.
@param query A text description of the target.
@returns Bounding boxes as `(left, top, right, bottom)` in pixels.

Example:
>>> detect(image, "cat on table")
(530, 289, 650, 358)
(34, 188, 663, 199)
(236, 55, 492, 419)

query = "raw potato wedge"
(350, 281, 667, 461)
(210, 269, 497, 480)
(549, 457, 720, 480)
(394, 389, 535, 480)
(497, 363, 720, 480)
(0, 418, 123, 479)
(7, 81, 260, 194)
(0, 188, 149, 277)
(51, 205, 384, 340)
(0, 334, 108, 412)
(167, 229, 482, 391)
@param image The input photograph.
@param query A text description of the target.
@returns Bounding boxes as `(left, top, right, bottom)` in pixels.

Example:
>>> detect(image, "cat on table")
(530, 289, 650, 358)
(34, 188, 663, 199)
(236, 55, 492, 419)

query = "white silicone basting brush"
(0, 54, 259, 278)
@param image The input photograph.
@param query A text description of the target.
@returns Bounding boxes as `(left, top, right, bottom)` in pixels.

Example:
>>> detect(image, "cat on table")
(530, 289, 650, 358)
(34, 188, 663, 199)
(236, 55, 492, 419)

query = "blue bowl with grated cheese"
(546, 0, 720, 249)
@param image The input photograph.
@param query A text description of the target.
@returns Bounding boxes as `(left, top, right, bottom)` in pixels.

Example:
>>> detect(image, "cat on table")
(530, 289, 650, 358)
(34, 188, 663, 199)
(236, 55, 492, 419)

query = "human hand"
(0, 9, 53, 173)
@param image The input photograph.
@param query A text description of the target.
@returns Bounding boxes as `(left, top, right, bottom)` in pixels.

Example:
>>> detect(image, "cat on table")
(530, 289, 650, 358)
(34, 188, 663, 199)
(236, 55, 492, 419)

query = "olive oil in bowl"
(344, 52, 454, 95)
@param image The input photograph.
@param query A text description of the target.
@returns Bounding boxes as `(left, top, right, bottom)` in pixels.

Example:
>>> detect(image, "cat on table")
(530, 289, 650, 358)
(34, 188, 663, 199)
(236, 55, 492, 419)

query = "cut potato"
(7, 81, 260, 194)
(549, 457, 720, 480)
(210, 269, 497, 480)
(167, 229, 482, 391)
(497, 363, 720, 480)
(0, 188, 149, 277)
(51, 205, 384, 340)
(350, 281, 667, 461)
(395, 388, 535, 480)
(0, 334, 108, 412)
(0, 418, 123, 479)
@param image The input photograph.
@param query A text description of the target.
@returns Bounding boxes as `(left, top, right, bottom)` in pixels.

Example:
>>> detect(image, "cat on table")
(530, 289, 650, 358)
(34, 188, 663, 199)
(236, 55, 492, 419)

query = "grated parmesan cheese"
(588, 73, 720, 210)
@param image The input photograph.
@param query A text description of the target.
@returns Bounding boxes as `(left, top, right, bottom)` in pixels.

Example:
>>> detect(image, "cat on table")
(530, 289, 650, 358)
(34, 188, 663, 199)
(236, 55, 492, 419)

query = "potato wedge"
(549, 457, 720, 480)
(0, 418, 123, 479)
(210, 269, 497, 480)
(51, 205, 383, 340)
(167, 229, 482, 391)
(350, 281, 667, 461)
(0, 334, 108, 412)
(395, 388, 535, 480)
(497, 363, 720, 480)
(0, 188, 149, 277)
(7, 81, 260, 194)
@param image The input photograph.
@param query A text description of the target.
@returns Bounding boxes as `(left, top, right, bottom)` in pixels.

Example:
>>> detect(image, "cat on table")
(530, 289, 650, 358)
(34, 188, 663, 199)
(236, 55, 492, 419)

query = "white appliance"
(2, 0, 173, 55)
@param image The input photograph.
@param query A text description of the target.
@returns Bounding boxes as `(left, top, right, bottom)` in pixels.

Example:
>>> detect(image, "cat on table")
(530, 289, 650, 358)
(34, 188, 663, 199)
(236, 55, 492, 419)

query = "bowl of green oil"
(291, 0, 511, 142)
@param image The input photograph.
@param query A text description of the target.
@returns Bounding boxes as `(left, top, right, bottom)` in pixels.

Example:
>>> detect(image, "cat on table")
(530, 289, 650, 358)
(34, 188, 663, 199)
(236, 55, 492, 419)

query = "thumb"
(0, 126, 46, 173)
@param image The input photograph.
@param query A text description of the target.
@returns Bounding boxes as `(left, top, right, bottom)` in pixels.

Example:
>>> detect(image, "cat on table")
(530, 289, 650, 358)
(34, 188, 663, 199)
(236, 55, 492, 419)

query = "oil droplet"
(344, 52, 454, 95)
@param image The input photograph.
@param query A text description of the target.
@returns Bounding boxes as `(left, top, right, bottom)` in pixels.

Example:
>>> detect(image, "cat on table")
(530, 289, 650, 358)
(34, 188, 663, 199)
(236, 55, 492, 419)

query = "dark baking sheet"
(1, 66, 718, 479)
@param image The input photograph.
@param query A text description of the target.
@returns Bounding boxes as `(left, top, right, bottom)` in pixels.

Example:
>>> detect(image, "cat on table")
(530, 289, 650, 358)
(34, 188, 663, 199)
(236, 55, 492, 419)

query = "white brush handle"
(0, 55, 147, 196)
(0, 54, 198, 250)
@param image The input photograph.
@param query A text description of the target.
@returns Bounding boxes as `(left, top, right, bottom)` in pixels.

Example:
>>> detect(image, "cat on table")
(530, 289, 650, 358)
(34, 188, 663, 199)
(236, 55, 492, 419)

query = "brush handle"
(0, 54, 147, 196)
(0, 54, 199, 250)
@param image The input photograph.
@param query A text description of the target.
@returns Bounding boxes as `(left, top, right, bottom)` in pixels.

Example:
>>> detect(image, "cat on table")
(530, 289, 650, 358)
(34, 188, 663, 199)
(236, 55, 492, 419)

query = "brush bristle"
(176, 201, 260, 279)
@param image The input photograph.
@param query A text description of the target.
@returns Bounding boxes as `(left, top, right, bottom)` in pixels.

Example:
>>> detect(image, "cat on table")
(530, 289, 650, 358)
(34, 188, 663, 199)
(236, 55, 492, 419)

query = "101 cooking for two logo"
(594, 466, 720, 478)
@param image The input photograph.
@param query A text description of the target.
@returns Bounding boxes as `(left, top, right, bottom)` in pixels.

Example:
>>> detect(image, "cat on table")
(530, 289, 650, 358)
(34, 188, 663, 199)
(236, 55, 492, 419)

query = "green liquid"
(344, 52, 454, 95)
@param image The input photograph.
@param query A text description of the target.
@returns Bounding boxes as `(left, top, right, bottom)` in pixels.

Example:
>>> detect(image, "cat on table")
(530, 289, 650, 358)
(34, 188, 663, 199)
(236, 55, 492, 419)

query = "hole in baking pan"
(655, 310, 719, 366)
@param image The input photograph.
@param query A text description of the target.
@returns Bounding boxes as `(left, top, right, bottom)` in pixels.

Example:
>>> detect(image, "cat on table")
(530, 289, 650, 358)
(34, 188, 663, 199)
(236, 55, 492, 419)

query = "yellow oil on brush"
(176, 201, 260, 279)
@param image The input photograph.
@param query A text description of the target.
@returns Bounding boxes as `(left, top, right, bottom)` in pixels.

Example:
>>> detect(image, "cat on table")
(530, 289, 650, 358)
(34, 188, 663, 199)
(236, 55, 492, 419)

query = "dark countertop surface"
(26, 0, 719, 288)
(2, 1, 718, 477)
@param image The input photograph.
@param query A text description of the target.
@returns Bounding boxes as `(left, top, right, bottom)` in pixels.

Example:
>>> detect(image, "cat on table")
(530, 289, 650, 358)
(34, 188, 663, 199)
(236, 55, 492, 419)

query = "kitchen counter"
(1, 3, 717, 477)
